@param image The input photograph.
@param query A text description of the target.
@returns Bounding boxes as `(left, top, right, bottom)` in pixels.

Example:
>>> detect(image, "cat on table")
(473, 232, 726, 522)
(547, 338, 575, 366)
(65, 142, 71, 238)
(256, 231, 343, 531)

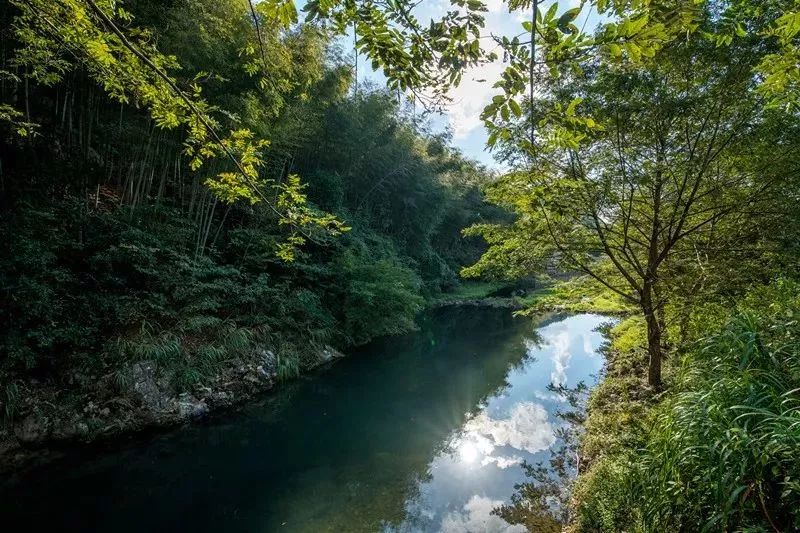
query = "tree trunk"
(643, 303, 663, 389)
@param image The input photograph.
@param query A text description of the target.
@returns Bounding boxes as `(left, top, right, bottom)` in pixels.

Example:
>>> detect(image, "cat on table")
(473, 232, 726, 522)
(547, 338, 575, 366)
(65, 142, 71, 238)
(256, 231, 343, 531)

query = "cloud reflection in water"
(393, 314, 609, 532)
(441, 495, 527, 533)
(462, 401, 556, 457)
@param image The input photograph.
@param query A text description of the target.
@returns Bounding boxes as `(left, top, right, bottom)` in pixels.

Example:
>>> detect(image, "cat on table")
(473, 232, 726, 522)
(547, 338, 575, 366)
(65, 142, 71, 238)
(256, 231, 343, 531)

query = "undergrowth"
(572, 280, 800, 531)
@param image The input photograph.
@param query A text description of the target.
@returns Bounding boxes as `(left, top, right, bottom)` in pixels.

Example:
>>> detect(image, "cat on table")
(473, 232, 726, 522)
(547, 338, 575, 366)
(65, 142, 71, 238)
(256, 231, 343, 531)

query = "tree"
(3, 0, 346, 258)
(258, 0, 800, 388)
(466, 30, 799, 387)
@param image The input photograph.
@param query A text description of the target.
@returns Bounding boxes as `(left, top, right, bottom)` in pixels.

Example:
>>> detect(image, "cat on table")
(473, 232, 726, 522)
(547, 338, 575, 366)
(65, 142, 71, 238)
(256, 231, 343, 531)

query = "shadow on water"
(0, 307, 607, 532)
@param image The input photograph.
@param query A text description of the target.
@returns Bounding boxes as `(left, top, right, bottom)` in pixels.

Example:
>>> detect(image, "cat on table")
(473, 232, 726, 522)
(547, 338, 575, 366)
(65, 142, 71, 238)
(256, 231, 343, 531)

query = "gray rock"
(176, 394, 208, 419)
(210, 391, 231, 404)
(257, 349, 277, 376)
(129, 361, 174, 412)
(319, 345, 345, 363)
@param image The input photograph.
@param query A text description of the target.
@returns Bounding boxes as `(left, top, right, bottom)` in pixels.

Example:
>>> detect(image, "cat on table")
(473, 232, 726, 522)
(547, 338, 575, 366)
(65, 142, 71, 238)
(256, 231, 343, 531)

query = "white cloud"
(549, 330, 571, 386)
(446, 60, 505, 139)
(464, 402, 555, 454)
(484, 0, 505, 14)
(481, 454, 524, 469)
(534, 389, 561, 402)
(583, 334, 596, 357)
(428, 0, 518, 139)
(440, 0, 593, 140)
(441, 495, 527, 533)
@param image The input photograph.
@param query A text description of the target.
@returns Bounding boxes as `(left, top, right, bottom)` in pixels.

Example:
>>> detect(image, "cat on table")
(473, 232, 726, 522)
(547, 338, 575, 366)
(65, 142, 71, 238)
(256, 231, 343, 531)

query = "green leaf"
(557, 7, 581, 33)
(545, 2, 558, 23)
(566, 97, 583, 116)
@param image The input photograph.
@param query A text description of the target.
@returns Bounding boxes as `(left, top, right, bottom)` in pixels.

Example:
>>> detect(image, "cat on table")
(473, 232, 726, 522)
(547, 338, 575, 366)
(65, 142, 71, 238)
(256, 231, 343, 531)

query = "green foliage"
(571, 455, 643, 532)
(520, 276, 632, 316)
(574, 280, 800, 531)
(0, 0, 496, 405)
(467, 12, 800, 389)
(336, 250, 424, 344)
(433, 280, 511, 302)
(1, 382, 20, 423)
(275, 354, 300, 382)
(5, 0, 345, 259)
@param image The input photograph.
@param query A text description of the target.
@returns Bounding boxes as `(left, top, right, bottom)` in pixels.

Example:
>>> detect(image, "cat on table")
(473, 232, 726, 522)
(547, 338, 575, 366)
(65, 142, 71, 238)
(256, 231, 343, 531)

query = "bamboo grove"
(0, 0, 496, 404)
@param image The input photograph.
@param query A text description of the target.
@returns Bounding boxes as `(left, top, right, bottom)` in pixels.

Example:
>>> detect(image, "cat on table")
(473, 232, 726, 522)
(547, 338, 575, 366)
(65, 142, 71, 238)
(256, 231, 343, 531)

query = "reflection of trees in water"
(492, 382, 591, 532)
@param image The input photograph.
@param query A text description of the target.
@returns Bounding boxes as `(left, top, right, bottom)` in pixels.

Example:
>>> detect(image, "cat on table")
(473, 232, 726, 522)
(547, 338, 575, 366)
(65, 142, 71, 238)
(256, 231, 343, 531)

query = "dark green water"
(0, 308, 609, 532)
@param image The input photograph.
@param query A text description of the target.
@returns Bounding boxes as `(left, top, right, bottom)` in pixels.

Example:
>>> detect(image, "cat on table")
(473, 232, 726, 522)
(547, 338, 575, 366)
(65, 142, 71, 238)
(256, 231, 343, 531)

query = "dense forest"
(0, 0, 500, 462)
(2, 0, 800, 531)
(0, 0, 499, 420)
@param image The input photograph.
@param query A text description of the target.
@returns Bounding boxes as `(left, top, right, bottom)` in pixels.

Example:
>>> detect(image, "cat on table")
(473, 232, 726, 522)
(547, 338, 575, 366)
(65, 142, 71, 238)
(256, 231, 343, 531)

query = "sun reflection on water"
(458, 440, 479, 463)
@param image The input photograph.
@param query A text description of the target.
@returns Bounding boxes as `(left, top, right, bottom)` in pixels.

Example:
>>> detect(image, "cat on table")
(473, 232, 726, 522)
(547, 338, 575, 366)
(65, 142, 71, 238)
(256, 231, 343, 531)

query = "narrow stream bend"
(1, 308, 609, 532)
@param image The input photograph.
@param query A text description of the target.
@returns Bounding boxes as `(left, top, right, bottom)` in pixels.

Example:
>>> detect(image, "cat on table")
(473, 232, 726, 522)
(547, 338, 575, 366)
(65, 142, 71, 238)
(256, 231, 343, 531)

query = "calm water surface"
(1, 308, 609, 532)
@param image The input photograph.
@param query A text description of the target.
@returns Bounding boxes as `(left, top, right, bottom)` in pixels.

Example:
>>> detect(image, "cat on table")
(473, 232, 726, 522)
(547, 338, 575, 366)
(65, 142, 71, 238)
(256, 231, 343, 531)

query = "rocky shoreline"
(0, 345, 345, 475)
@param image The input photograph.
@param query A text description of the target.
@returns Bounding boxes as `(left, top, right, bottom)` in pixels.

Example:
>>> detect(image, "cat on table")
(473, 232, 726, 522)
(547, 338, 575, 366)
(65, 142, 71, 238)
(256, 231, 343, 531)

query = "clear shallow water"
(0, 309, 609, 532)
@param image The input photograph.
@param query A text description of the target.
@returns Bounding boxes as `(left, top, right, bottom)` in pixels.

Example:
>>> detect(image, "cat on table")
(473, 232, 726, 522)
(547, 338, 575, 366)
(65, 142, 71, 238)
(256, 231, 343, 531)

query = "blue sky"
(292, 0, 601, 168)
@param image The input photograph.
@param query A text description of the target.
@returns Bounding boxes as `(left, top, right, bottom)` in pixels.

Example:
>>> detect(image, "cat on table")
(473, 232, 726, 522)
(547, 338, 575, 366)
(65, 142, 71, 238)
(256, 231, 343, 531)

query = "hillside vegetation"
(0, 0, 498, 438)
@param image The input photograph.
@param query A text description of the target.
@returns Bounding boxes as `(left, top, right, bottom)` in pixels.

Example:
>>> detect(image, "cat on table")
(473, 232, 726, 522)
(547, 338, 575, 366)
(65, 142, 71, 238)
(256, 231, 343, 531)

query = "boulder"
(209, 390, 232, 407)
(176, 394, 208, 419)
(256, 349, 277, 377)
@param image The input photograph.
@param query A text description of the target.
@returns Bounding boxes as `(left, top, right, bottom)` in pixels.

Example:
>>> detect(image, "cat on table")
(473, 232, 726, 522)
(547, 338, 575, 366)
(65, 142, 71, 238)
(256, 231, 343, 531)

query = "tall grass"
(113, 320, 257, 390)
(636, 310, 800, 531)
(574, 280, 800, 532)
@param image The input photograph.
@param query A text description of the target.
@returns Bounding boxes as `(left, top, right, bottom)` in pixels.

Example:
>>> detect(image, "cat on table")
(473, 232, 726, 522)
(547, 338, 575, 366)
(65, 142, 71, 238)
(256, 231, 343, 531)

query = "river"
(0, 308, 609, 532)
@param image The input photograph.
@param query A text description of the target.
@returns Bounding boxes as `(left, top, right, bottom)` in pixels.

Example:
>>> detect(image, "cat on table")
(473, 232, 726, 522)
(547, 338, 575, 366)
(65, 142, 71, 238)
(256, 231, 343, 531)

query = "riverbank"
(0, 280, 530, 474)
(0, 308, 609, 532)
(566, 281, 800, 531)
(0, 344, 345, 475)
(568, 315, 658, 529)
(1, 277, 624, 478)
(429, 281, 528, 309)
(430, 280, 554, 310)
(431, 277, 632, 316)
(0, 281, 520, 475)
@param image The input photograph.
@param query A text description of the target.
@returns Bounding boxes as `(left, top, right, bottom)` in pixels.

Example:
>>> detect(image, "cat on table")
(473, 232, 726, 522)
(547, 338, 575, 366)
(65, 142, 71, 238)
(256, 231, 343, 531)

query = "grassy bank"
(430, 280, 533, 309)
(432, 281, 512, 303)
(570, 280, 800, 531)
(488, 277, 800, 531)
(517, 277, 630, 316)
(428, 277, 619, 311)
